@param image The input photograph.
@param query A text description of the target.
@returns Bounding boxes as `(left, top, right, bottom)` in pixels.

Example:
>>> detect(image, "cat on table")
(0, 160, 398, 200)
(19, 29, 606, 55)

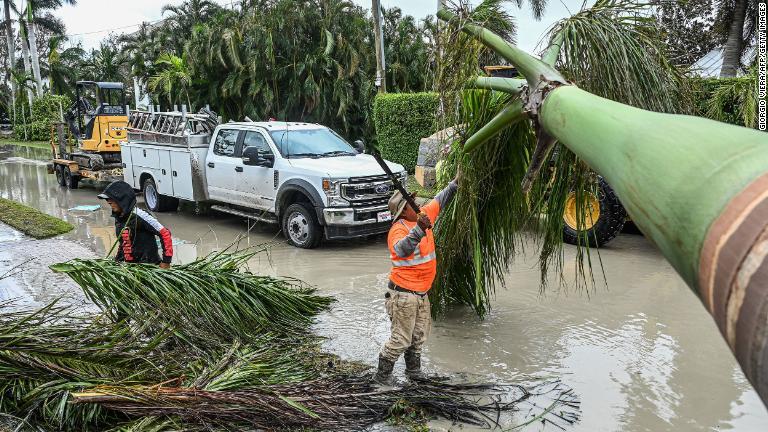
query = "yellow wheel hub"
(563, 192, 601, 231)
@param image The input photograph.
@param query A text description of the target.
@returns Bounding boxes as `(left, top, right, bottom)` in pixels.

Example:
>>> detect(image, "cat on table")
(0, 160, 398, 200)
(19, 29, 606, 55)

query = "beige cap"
(388, 190, 411, 221)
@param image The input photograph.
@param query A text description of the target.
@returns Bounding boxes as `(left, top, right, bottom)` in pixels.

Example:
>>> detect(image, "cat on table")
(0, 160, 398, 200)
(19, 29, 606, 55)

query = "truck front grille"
(342, 174, 401, 203)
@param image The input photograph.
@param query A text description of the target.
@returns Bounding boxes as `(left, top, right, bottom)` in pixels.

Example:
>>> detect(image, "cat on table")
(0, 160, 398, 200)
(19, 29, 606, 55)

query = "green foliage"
(148, 53, 192, 107)
(111, 1, 437, 140)
(691, 73, 757, 128)
(550, 0, 691, 114)
(30, 93, 70, 120)
(373, 92, 438, 172)
(12, 93, 70, 141)
(433, 91, 536, 317)
(12, 120, 50, 141)
(0, 198, 73, 238)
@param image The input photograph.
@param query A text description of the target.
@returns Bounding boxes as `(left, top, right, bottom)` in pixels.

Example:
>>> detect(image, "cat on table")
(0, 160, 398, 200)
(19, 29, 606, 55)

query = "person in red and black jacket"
(98, 181, 173, 268)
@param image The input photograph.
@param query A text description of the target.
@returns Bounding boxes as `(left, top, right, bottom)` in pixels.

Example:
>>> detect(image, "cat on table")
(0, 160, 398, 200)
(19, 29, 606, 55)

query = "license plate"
(377, 211, 392, 223)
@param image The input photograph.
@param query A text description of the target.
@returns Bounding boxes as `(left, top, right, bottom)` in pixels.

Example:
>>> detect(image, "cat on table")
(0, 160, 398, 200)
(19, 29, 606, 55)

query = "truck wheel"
(562, 178, 626, 247)
(64, 167, 79, 189)
(143, 178, 179, 212)
(55, 165, 66, 186)
(282, 203, 322, 249)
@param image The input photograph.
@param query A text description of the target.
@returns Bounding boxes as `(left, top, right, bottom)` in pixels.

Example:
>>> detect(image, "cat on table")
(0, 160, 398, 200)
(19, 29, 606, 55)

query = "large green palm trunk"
(541, 86, 768, 403)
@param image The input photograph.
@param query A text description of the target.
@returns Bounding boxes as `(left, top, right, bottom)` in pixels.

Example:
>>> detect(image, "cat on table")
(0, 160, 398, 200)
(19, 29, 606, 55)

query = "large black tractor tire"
(63, 167, 79, 189)
(55, 165, 66, 186)
(282, 203, 323, 249)
(143, 178, 179, 212)
(562, 178, 626, 247)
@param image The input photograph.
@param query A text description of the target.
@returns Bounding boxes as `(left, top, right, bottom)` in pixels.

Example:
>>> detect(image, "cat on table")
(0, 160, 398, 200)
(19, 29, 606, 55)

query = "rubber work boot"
(404, 348, 425, 380)
(373, 355, 396, 386)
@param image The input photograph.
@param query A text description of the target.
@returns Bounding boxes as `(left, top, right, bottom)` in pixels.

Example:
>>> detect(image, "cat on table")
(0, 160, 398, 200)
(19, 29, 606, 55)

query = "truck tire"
(55, 165, 66, 186)
(282, 203, 322, 249)
(562, 178, 626, 247)
(143, 178, 179, 212)
(64, 167, 79, 189)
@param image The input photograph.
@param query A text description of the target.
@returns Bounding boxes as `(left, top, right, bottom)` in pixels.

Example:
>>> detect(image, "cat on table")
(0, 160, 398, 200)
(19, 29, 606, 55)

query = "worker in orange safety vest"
(374, 169, 461, 385)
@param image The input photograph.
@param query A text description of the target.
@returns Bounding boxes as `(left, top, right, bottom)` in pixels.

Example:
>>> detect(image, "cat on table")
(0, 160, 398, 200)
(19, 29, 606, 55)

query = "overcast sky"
(55, 0, 585, 54)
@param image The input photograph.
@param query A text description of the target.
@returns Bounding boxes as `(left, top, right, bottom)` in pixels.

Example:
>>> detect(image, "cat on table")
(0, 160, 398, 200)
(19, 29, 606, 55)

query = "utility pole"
(372, 0, 386, 93)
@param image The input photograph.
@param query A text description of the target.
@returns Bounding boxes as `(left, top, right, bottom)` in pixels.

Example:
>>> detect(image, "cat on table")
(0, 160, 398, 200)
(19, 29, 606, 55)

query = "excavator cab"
(67, 81, 128, 156)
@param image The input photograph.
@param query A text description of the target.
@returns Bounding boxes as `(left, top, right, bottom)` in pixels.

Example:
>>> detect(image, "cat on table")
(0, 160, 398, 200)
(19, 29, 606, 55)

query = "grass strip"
(0, 198, 73, 239)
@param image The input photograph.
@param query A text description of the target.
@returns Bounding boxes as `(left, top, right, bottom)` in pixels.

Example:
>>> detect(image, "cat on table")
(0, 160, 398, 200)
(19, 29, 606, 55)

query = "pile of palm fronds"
(0, 250, 580, 430)
(432, 0, 691, 317)
(50, 248, 331, 340)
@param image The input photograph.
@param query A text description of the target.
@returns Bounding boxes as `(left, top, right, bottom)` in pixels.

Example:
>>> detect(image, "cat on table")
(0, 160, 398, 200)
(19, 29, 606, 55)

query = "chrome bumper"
(322, 205, 388, 226)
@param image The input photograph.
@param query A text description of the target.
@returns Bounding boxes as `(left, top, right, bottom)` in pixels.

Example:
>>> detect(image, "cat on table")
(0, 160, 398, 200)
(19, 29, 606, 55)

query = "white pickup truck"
(121, 112, 406, 248)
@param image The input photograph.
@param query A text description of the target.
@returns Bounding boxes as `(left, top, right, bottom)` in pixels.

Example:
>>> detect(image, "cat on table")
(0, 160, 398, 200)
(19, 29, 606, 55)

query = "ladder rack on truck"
(126, 108, 219, 146)
(122, 108, 221, 206)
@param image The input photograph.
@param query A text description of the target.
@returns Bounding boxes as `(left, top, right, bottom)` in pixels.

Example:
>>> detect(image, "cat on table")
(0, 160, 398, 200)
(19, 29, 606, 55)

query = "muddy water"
(2, 143, 768, 431)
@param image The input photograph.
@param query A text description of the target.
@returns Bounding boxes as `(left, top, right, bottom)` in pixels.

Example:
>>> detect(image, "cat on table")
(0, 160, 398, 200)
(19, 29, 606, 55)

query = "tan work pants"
(380, 288, 432, 362)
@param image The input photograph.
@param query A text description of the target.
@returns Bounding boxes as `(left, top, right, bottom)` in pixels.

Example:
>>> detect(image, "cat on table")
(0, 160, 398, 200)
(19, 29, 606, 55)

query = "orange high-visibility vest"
(387, 200, 441, 292)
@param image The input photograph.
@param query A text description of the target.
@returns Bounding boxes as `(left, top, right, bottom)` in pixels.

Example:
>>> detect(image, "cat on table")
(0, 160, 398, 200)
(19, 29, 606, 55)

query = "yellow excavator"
(49, 81, 128, 189)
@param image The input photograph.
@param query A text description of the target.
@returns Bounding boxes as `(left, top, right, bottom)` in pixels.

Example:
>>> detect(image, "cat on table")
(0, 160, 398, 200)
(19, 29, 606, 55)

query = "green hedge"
(13, 94, 71, 141)
(373, 92, 439, 172)
(13, 121, 51, 141)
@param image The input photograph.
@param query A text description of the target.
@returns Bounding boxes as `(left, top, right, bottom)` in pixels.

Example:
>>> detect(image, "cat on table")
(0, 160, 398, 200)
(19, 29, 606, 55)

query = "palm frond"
(49, 249, 333, 341)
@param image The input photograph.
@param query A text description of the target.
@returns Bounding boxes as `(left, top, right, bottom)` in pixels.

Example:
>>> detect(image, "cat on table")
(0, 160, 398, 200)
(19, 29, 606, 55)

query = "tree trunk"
(26, 9, 43, 97)
(19, 21, 33, 106)
(720, 0, 747, 78)
(540, 86, 768, 405)
(372, 0, 386, 93)
(133, 76, 141, 108)
(3, 0, 16, 121)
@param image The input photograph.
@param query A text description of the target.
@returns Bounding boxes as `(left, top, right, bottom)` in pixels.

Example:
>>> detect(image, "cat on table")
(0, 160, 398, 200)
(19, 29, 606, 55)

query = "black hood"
(99, 181, 136, 219)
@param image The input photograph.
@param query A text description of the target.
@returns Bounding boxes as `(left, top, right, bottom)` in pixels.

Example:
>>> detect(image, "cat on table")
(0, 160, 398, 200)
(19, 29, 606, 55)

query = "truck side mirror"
(242, 147, 274, 168)
(353, 139, 365, 154)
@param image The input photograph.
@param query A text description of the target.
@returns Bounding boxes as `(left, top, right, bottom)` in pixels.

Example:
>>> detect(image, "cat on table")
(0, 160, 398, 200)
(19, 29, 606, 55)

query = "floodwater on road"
(2, 142, 768, 431)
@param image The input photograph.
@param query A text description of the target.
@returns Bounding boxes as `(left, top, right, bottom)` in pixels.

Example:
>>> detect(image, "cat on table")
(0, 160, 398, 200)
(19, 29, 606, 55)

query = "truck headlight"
(397, 171, 407, 183)
(322, 177, 349, 206)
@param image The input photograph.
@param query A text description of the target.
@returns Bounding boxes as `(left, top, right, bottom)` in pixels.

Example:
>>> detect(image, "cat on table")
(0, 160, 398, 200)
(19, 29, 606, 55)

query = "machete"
(371, 150, 420, 213)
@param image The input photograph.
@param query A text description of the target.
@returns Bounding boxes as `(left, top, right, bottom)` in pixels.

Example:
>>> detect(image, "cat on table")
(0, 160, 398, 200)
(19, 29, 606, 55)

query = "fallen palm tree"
(434, 0, 768, 406)
(0, 250, 580, 430)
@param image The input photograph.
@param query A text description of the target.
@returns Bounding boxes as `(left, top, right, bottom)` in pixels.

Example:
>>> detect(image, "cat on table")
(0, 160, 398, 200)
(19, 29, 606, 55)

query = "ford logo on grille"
(375, 184, 390, 194)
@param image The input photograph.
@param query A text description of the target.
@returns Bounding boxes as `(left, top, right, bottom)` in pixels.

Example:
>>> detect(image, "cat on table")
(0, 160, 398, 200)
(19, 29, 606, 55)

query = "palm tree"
(17, 18, 34, 104)
(3, 0, 17, 121)
(162, 0, 221, 25)
(24, 0, 77, 96)
(435, 0, 768, 405)
(119, 22, 162, 106)
(161, 0, 222, 52)
(719, 0, 752, 77)
(9, 69, 34, 138)
(47, 35, 84, 96)
(149, 53, 192, 108)
(84, 40, 124, 82)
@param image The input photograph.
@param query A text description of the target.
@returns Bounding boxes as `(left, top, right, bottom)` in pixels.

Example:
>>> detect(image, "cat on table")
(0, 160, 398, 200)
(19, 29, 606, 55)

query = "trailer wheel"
(143, 178, 179, 212)
(562, 178, 626, 247)
(282, 203, 322, 249)
(54, 165, 66, 186)
(63, 167, 79, 189)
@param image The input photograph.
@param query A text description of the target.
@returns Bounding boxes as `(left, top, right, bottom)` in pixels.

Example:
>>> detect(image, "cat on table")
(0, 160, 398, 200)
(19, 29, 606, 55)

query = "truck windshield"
(269, 128, 357, 158)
